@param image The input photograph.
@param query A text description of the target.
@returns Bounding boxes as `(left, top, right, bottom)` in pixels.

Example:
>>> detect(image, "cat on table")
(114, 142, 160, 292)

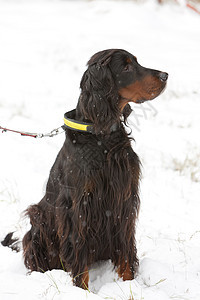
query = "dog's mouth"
(136, 99, 145, 104)
(135, 82, 167, 104)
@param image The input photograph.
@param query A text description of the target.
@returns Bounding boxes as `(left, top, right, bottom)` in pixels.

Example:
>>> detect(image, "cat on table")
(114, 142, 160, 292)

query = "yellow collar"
(63, 110, 94, 133)
(63, 109, 119, 134)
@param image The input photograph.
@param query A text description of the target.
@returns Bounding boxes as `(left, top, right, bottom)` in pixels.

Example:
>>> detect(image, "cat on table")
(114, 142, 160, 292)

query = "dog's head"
(77, 49, 168, 134)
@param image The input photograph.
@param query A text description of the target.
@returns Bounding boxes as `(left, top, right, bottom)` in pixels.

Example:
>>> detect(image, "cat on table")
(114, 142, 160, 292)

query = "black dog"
(2, 49, 168, 288)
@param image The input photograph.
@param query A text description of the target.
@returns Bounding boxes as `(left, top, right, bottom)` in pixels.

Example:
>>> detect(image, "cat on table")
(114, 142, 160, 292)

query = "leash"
(0, 125, 64, 138)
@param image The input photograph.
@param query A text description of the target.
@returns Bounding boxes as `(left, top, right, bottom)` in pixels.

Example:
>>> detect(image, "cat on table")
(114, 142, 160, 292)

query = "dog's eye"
(123, 64, 133, 72)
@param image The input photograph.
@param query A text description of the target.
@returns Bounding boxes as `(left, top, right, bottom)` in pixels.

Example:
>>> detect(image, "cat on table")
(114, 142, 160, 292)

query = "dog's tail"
(1, 232, 20, 252)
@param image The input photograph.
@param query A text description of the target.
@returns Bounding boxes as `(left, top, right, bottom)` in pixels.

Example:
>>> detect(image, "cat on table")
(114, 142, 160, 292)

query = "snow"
(0, 0, 200, 299)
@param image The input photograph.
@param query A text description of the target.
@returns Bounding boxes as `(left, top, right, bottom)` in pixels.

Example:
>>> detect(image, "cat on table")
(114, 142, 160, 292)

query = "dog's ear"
(78, 57, 120, 134)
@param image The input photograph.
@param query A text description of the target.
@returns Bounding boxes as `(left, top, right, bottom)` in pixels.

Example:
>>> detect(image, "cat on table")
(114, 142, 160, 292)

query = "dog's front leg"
(72, 266, 89, 289)
(117, 259, 134, 281)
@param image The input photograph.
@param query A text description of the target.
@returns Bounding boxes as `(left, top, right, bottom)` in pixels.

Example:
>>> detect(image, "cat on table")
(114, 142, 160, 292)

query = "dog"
(2, 49, 168, 288)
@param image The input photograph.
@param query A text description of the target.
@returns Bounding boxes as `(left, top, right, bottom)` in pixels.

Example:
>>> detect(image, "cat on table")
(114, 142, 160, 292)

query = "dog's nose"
(159, 72, 168, 82)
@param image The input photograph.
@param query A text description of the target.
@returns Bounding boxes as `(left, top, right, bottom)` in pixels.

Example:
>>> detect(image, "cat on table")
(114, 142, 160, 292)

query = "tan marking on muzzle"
(118, 75, 166, 111)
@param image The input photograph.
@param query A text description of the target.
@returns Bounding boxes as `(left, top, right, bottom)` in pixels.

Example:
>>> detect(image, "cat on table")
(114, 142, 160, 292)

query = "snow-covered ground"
(0, 0, 200, 299)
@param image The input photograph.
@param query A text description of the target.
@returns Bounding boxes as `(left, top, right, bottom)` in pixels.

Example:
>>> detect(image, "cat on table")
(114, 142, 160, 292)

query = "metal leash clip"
(36, 127, 64, 138)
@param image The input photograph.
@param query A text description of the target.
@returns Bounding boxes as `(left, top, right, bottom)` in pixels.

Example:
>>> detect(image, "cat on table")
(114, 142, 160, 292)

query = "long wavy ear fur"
(76, 50, 121, 135)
